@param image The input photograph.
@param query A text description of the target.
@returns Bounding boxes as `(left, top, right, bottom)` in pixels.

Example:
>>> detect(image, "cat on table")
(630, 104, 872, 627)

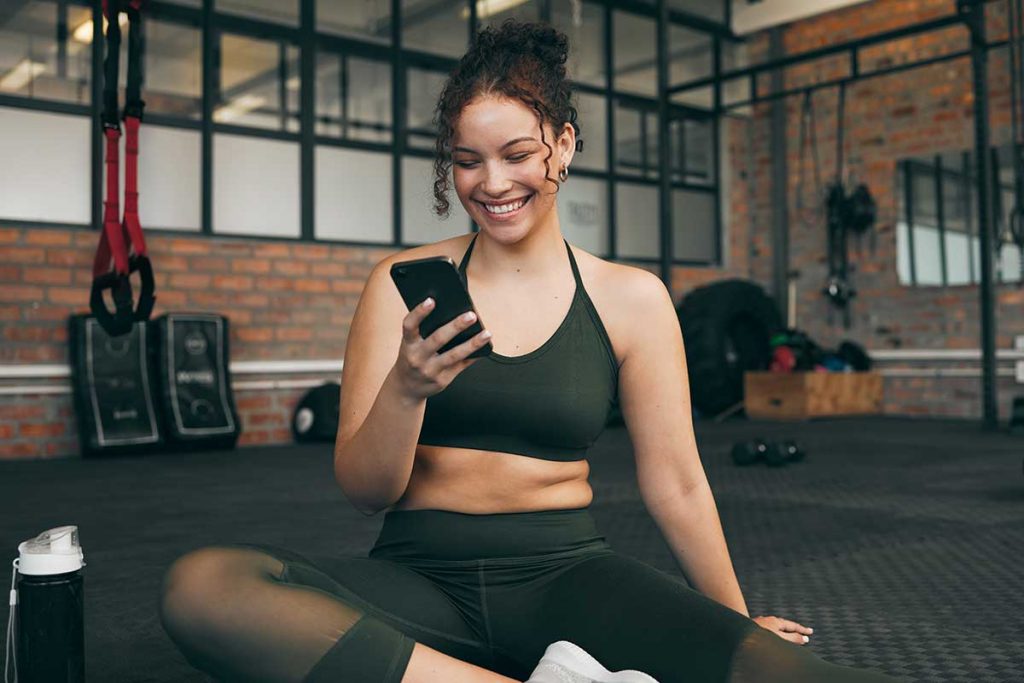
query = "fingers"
(402, 297, 435, 342)
(778, 619, 813, 635)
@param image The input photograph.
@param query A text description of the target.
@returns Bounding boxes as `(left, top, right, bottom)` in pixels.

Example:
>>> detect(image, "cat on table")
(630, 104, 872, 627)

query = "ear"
(557, 121, 576, 169)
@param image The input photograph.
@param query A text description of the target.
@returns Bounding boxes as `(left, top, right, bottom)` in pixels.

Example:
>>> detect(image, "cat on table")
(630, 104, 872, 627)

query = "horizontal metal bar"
(672, 13, 964, 95)
(717, 41, 1010, 113)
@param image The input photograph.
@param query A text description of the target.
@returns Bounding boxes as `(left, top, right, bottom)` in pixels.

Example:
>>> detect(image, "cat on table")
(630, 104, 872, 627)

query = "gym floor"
(1, 415, 1020, 682)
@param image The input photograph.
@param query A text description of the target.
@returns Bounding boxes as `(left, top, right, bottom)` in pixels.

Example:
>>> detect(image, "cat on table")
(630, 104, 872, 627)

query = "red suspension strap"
(91, 0, 155, 337)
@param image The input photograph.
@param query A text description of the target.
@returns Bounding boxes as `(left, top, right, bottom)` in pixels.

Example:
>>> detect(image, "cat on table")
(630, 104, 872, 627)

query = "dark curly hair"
(431, 18, 584, 219)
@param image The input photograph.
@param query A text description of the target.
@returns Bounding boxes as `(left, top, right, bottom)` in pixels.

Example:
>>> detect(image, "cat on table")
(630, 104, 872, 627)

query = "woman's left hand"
(752, 615, 813, 645)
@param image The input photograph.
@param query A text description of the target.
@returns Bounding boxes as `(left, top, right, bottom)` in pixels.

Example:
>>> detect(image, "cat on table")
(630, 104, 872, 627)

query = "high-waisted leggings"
(158, 506, 903, 682)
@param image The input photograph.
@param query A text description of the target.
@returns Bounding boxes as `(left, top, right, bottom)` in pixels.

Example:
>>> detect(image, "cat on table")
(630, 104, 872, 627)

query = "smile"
(476, 193, 534, 219)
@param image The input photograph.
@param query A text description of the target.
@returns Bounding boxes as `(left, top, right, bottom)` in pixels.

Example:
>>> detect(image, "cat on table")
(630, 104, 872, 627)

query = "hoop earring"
(558, 164, 569, 182)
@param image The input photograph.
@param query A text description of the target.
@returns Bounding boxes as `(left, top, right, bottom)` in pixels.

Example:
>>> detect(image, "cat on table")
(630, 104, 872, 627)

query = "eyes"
(455, 153, 530, 169)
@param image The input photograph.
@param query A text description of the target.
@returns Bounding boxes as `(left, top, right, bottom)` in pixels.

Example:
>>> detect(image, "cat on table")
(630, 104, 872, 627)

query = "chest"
(465, 262, 628, 367)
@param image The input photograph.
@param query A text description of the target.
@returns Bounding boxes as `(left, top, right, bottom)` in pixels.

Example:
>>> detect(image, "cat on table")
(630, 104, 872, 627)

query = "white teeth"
(483, 195, 529, 214)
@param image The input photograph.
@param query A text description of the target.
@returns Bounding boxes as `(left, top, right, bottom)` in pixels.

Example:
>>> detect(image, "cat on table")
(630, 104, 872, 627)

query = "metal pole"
(657, 0, 673, 289)
(962, 0, 999, 429)
(769, 28, 789, 315)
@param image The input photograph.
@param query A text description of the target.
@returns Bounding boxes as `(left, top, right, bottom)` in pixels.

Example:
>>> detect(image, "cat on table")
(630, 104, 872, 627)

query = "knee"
(159, 546, 282, 644)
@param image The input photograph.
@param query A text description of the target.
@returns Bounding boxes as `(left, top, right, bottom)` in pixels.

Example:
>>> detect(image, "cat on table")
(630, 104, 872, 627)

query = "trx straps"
(91, 0, 155, 337)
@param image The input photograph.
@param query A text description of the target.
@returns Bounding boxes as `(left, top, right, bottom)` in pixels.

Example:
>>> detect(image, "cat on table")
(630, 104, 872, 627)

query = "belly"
(389, 445, 593, 514)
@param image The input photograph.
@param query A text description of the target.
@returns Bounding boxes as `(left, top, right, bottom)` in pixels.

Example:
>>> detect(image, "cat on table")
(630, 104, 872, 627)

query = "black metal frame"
(0, 0, 731, 270)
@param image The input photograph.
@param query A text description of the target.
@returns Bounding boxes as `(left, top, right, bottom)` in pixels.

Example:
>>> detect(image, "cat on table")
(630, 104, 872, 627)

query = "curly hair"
(430, 18, 584, 219)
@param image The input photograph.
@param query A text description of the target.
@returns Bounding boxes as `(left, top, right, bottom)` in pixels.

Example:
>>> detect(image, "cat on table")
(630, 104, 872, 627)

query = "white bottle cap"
(17, 525, 85, 576)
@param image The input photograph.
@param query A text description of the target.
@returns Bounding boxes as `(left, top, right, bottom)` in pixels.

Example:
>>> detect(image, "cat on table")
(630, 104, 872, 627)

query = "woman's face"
(451, 94, 574, 239)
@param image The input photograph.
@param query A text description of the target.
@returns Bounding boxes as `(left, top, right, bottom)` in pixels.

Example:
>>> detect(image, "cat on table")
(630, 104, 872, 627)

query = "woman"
(159, 20, 902, 683)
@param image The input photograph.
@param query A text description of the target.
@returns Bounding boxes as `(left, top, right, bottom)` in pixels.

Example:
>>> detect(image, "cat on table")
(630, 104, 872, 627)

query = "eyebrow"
(452, 136, 536, 154)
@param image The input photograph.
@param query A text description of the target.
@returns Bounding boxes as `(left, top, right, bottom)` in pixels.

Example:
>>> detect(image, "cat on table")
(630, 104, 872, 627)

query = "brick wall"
(0, 226, 397, 459)
(731, 0, 1024, 419)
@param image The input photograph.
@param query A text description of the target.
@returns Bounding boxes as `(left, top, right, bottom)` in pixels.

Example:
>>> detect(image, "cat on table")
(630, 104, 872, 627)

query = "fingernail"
(424, 298, 434, 307)
(808, 628, 814, 634)
(803, 636, 810, 643)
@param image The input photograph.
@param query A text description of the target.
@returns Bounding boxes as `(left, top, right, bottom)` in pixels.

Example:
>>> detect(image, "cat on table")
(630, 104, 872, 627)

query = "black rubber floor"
(1, 416, 1022, 682)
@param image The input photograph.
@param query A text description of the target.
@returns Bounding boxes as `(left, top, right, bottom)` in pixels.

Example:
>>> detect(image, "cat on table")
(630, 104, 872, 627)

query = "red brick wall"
(731, 0, 1024, 419)
(0, 226, 395, 459)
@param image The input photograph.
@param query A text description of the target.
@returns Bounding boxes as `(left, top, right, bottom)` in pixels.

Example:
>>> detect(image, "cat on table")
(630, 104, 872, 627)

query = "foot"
(524, 641, 660, 683)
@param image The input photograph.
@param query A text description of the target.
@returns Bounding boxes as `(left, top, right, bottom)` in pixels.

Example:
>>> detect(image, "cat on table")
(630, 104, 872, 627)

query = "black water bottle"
(12, 525, 85, 683)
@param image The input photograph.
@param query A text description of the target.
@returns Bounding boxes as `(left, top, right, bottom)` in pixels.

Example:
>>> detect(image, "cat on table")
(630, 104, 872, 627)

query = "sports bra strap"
(458, 233, 582, 286)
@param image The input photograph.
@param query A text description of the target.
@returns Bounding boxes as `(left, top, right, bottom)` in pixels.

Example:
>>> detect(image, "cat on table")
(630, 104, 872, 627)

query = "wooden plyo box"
(743, 371, 883, 420)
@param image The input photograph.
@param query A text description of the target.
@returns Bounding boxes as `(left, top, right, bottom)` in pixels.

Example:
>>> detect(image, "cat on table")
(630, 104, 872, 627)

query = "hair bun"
(488, 19, 568, 70)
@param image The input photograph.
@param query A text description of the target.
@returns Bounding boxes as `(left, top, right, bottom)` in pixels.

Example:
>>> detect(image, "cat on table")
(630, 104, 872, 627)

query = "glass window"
(105, 125, 201, 231)
(684, 117, 713, 184)
(213, 134, 300, 237)
(478, 0, 540, 28)
(558, 175, 609, 257)
(215, 33, 299, 132)
(669, 24, 713, 109)
(615, 181, 659, 259)
(144, 19, 202, 119)
(673, 188, 716, 261)
(572, 91, 607, 172)
(318, 0, 391, 44)
(402, 0, 468, 58)
(315, 146, 392, 242)
(0, 107, 90, 224)
(912, 224, 943, 285)
(316, 53, 392, 143)
(613, 11, 655, 97)
(406, 66, 447, 151)
(615, 100, 658, 178)
(0, 1, 92, 105)
(401, 155, 471, 244)
(216, 0, 298, 26)
(945, 230, 970, 286)
(551, 0, 606, 87)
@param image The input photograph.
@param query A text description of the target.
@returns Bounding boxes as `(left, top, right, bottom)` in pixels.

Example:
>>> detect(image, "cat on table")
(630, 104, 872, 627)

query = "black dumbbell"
(776, 440, 806, 464)
(731, 439, 771, 466)
(731, 439, 807, 467)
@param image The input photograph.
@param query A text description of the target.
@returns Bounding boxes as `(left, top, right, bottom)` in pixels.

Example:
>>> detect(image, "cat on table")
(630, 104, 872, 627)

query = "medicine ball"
(292, 382, 341, 443)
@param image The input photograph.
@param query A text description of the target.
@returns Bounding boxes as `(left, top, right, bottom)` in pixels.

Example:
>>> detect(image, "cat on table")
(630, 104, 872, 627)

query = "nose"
(479, 160, 513, 197)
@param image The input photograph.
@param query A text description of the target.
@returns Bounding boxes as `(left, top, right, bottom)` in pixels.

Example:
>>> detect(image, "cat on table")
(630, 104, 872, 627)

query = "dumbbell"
(731, 439, 807, 467)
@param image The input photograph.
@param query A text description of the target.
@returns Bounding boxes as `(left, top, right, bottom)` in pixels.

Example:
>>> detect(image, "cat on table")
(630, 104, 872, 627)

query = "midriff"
(388, 445, 593, 514)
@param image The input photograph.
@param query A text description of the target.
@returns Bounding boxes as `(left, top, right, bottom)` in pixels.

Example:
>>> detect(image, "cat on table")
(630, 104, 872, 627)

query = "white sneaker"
(524, 640, 661, 683)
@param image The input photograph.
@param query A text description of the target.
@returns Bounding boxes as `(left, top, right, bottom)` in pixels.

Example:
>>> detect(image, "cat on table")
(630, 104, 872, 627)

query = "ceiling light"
(213, 94, 267, 123)
(73, 13, 129, 44)
(460, 0, 530, 21)
(0, 59, 47, 92)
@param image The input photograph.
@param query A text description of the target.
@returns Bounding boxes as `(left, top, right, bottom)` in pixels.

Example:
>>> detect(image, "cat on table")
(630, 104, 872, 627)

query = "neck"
(470, 223, 566, 282)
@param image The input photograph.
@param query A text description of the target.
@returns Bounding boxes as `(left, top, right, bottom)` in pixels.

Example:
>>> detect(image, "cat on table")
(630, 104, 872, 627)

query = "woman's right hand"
(393, 297, 492, 401)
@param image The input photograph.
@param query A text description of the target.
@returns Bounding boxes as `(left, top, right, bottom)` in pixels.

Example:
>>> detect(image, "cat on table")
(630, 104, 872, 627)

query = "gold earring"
(558, 164, 569, 182)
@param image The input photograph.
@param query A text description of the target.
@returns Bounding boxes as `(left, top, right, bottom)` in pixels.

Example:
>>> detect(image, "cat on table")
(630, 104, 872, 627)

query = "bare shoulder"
(375, 234, 472, 272)
(569, 246, 669, 367)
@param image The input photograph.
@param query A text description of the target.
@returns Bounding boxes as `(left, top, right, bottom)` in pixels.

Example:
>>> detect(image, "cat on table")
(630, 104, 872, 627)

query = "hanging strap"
(91, 0, 155, 337)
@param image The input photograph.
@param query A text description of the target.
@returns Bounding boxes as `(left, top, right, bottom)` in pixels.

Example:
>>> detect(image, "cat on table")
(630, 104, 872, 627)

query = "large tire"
(678, 279, 783, 417)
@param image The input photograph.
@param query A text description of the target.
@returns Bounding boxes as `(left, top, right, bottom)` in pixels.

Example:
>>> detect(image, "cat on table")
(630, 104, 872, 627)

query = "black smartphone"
(389, 255, 493, 359)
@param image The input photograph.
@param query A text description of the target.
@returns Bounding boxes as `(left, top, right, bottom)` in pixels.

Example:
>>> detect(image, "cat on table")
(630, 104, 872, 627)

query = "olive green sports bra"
(417, 233, 619, 462)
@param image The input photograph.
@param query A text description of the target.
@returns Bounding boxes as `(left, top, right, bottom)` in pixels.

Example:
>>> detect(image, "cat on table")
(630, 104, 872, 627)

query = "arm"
(617, 269, 750, 617)
(334, 259, 424, 516)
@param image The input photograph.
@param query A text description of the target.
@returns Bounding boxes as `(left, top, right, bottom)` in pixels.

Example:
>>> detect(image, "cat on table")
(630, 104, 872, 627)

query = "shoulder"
(374, 234, 472, 273)
(571, 247, 674, 364)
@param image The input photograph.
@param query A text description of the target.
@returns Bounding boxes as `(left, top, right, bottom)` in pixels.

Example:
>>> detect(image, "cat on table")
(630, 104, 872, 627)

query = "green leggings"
(159, 507, 903, 682)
